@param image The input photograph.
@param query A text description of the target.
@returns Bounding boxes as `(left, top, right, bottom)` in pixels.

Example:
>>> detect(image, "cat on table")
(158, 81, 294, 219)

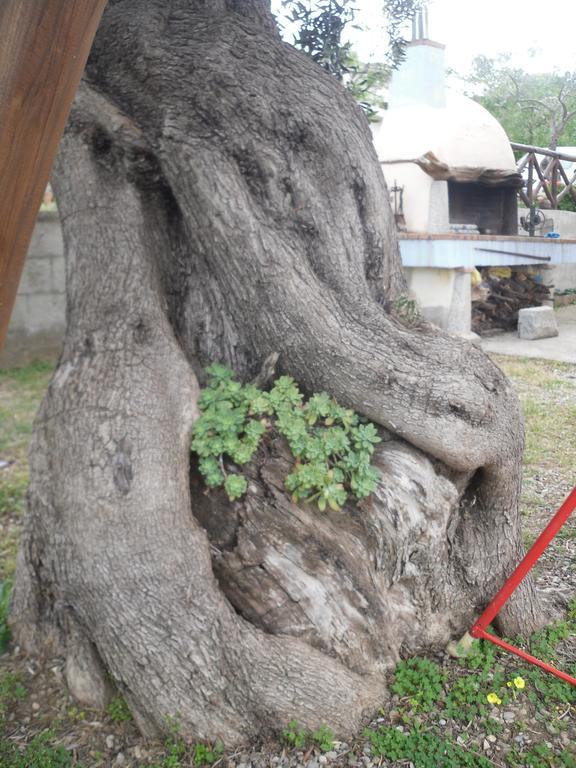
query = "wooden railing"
(512, 142, 576, 209)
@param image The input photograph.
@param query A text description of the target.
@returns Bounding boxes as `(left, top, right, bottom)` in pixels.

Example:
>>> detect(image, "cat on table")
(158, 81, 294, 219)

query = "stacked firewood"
(472, 267, 552, 334)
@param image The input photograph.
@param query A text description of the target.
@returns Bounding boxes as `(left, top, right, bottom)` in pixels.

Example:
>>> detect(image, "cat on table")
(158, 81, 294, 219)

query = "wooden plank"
(531, 155, 555, 206)
(557, 166, 576, 202)
(0, 0, 108, 350)
(511, 142, 576, 163)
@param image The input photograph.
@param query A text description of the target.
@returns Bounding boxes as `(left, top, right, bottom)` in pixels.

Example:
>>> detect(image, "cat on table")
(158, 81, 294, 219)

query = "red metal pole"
(469, 486, 576, 687)
(472, 486, 576, 633)
(473, 628, 576, 686)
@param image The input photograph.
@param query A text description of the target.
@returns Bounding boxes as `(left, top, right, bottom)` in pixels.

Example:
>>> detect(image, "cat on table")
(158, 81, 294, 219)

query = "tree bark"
(11, 0, 542, 744)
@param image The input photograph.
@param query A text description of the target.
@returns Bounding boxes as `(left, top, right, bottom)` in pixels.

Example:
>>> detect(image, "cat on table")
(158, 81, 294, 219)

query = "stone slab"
(517, 306, 559, 340)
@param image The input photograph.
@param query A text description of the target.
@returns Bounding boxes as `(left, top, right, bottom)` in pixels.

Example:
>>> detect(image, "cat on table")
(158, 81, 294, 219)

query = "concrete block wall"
(0, 212, 65, 368)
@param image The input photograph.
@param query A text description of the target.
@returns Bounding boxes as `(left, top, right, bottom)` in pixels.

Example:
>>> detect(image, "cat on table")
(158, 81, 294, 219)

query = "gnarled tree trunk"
(11, 0, 541, 745)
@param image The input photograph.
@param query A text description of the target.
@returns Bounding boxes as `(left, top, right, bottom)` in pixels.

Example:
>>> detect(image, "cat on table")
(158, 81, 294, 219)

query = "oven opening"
(448, 181, 518, 235)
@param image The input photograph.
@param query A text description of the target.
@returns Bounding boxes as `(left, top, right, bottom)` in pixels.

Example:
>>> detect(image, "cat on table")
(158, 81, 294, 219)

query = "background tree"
(277, 0, 426, 119)
(463, 54, 576, 150)
(11, 0, 542, 746)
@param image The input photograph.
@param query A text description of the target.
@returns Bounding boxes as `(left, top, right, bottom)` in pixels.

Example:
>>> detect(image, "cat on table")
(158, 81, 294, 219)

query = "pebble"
(318, 757, 327, 765)
(106, 735, 115, 749)
(439, 719, 447, 726)
(31, 702, 40, 711)
(324, 752, 338, 761)
(487, 735, 497, 743)
(503, 711, 515, 722)
(115, 753, 125, 765)
(483, 739, 491, 751)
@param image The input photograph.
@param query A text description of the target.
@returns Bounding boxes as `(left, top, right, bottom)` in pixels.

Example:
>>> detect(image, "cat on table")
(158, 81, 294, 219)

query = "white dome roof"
(373, 90, 516, 172)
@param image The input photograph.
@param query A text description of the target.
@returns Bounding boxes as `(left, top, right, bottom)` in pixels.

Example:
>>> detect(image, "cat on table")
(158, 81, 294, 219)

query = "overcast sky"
(273, 0, 576, 84)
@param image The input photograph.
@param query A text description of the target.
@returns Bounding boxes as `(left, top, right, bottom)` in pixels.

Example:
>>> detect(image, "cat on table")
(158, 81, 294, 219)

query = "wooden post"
(0, 0, 108, 351)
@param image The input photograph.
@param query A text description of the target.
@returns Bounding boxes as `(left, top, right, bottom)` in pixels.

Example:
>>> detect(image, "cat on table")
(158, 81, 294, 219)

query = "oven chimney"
(388, 9, 446, 110)
(412, 7, 429, 40)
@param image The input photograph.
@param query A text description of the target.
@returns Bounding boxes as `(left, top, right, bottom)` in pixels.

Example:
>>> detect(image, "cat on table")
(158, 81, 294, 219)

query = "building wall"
(0, 212, 65, 368)
(517, 209, 576, 292)
(517, 208, 576, 239)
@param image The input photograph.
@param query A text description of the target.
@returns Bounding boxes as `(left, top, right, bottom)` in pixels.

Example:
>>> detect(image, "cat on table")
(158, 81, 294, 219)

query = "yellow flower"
(487, 693, 502, 705)
(513, 677, 525, 690)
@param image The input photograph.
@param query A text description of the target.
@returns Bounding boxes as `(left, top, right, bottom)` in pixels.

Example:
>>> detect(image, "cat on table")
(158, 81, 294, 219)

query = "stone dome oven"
(371, 23, 521, 236)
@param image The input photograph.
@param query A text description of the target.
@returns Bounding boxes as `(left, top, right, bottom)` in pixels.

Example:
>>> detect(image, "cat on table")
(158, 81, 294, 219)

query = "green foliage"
(278, 1, 428, 119)
(152, 738, 186, 768)
(528, 620, 571, 664)
(0, 579, 13, 654)
(311, 724, 335, 752)
(150, 737, 224, 768)
(106, 695, 132, 723)
(66, 705, 87, 722)
(393, 293, 419, 325)
(0, 730, 81, 768)
(364, 725, 493, 768)
(506, 743, 576, 768)
(391, 658, 446, 712)
(281, 720, 334, 752)
(458, 638, 498, 677)
(460, 54, 576, 148)
(443, 674, 492, 722)
(0, 474, 28, 518)
(511, 609, 576, 709)
(382, 0, 427, 68)
(523, 663, 576, 708)
(193, 741, 225, 766)
(281, 719, 307, 749)
(0, 671, 26, 722)
(341, 51, 389, 121)
(558, 192, 576, 212)
(191, 366, 381, 510)
(280, 0, 356, 80)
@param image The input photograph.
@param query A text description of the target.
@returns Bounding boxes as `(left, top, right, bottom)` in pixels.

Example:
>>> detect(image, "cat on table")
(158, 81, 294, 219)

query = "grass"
(0, 361, 52, 582)
(494, 356, 576, 541)
(0, 356, 574, 766)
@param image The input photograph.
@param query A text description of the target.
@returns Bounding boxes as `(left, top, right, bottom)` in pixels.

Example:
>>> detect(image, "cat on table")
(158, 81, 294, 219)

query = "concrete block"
(17, 256, 53, 295)
(51, 255, 66, 293)
(28, 216, 63, 258)
(7, 295, 30, 332)
(518, 306, 559, 340)
(427, 180, 450, 234)
(446, 269, 472, 334)
(25, 294, 66, 334)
